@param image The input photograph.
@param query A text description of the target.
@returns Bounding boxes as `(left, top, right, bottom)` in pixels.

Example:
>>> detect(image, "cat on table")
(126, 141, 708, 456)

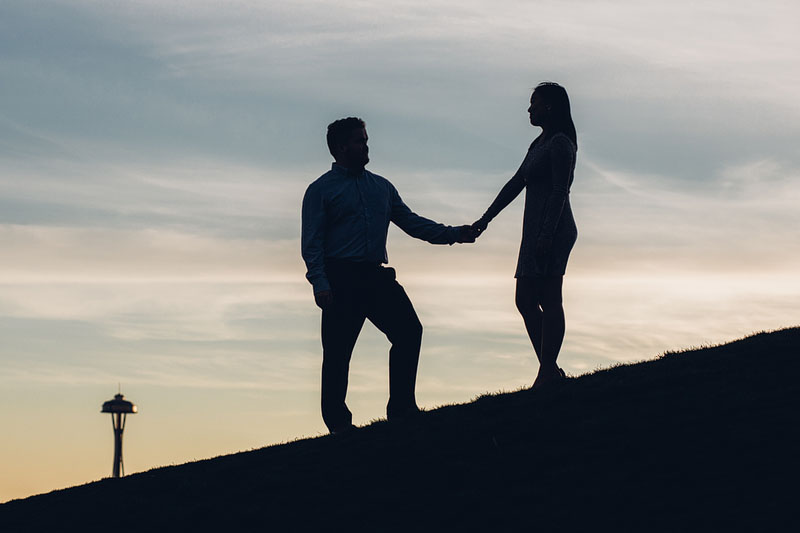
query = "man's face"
(339, 127, 369, 168)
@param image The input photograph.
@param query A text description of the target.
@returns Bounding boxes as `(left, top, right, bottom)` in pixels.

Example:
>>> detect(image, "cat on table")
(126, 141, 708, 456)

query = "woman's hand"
(535, 235, 553, 258)
(456, 225, 477, 243)
(471, 218, 488, 237)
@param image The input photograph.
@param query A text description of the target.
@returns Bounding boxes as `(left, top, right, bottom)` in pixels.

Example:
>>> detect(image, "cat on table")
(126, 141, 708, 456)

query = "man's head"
(327, 117, 369, 170)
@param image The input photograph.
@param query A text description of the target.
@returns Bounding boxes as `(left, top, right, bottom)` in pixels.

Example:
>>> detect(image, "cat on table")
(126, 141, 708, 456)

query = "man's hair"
(326, 117, 365, 157)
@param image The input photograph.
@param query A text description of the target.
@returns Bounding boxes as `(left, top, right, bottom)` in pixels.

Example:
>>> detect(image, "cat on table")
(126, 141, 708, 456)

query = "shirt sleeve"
(301, 182, 330, 293)
(389, 184, 460, 245)
(540, 135, 576, 237)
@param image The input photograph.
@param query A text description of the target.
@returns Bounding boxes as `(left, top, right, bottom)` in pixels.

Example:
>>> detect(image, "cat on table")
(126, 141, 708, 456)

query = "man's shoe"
(329, 423, 356, 436)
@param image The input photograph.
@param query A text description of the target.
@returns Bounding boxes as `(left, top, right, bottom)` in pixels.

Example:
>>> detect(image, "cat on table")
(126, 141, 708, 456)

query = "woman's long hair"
(534, 82, 577, 149)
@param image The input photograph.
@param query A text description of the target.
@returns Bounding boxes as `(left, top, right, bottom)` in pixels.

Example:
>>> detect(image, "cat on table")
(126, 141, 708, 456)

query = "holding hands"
(456, 225, 478, 243)
(456, 220, 487, 243)
(471, 217, 488, 237)
(459, 216, 489, 243)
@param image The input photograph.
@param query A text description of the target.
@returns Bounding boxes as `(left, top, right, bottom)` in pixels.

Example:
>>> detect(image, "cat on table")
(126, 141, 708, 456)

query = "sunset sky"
(2, 0, 799, 502)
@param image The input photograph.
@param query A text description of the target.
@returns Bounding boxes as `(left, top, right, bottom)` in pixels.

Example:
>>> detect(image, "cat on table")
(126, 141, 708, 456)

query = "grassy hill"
(2, 328, 799, 532)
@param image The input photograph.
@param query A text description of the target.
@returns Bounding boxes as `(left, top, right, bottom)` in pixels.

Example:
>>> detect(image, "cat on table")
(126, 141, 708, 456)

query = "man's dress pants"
(320, 261, 422, 431)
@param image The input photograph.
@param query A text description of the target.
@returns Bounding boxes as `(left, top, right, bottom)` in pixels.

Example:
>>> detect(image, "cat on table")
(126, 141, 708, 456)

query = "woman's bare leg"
(518, 277, 566, 388)
(538, 276, 565, 374)
(515, 278, 543, 363)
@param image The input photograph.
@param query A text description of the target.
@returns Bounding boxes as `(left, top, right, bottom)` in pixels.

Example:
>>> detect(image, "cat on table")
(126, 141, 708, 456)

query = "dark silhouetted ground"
(2, 328, 799, 531)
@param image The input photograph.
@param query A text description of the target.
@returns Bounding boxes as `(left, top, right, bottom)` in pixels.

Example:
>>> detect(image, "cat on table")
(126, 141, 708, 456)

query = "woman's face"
(528, 92, 549, 127)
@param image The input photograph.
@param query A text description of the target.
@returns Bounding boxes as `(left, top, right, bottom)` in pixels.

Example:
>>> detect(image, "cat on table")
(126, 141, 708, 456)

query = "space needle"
(101, 390, 137, 478)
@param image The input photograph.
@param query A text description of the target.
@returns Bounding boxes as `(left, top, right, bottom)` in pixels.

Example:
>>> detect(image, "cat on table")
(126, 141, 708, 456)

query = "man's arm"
(389, 184, 465, 244)
(301, 183, 331, 295)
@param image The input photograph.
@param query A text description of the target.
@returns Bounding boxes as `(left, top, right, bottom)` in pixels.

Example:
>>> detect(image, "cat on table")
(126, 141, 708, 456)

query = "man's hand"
(457, 225, 478, 244)
(314, 290, 333, 310)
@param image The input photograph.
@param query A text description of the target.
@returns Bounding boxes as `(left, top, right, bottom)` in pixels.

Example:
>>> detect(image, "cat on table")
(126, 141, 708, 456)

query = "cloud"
(5, 0, 798, 180)
(0, 157, 307, 238)
(0, 225, 304, 281)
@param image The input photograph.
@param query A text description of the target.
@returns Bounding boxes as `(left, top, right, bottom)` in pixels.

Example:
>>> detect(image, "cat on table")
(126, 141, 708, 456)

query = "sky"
(1, 0, 799, 502)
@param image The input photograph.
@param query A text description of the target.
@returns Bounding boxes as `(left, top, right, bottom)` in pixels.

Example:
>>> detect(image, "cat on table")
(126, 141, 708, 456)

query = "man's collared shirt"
(302, 163, 460, 293)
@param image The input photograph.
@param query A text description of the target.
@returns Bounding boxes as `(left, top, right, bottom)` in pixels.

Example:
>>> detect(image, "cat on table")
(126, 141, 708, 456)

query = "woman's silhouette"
(473, 82, 578, 388)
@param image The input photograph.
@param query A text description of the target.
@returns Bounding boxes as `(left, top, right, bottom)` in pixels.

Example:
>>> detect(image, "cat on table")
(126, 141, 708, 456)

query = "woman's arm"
(473, 165, 526, 232)
(537, 135, 576, 252)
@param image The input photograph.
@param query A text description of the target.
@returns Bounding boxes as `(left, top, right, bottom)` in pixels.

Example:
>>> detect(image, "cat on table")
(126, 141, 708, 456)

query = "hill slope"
(2, 328, 799, 531)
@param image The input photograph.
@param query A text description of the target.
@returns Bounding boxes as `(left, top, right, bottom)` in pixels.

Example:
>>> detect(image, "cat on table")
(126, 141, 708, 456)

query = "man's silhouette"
(302, 117, 474, 434)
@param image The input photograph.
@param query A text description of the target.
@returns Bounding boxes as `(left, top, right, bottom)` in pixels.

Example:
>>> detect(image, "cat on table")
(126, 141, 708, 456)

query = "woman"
(472, 82, 578, 388)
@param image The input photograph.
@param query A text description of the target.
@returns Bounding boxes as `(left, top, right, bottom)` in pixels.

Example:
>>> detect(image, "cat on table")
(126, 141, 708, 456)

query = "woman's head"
(528, 82, 577, 147)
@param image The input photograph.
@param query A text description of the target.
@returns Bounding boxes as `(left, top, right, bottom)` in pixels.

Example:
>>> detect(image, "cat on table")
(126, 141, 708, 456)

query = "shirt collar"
(331, 163, 365, 178)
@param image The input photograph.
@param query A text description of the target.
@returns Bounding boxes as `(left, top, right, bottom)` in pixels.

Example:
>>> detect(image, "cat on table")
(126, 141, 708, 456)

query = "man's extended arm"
(389, 184, 468, 244)
(301, 183, 331, 294)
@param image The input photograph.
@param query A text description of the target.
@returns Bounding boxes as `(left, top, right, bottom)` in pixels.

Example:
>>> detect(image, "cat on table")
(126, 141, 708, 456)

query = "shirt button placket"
(357, 174, 371, 258)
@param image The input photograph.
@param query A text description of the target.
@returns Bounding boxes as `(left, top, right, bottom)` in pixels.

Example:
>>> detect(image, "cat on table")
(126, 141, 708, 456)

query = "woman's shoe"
(532, 368, 564, 389)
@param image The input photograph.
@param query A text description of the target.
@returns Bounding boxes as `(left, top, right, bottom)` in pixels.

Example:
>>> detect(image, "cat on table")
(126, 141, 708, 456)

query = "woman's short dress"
(481, 132, 578, 277)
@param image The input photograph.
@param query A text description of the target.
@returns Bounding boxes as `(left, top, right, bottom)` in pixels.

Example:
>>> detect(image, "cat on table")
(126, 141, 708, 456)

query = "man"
(301, 117, 475, 434)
